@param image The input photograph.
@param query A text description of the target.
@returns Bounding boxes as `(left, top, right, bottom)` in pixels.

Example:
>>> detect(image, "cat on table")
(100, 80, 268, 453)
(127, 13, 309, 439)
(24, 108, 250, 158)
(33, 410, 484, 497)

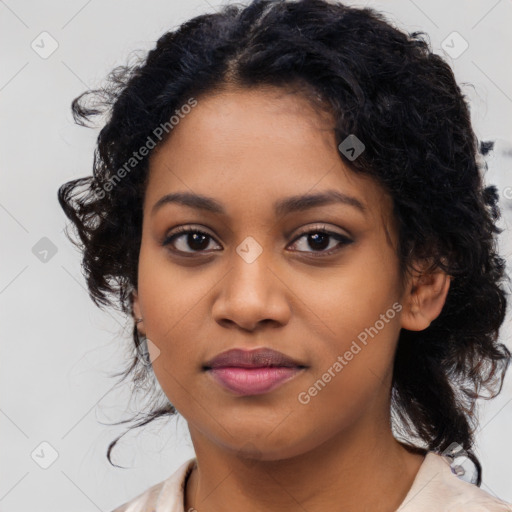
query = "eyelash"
(162, 224, 353, 257)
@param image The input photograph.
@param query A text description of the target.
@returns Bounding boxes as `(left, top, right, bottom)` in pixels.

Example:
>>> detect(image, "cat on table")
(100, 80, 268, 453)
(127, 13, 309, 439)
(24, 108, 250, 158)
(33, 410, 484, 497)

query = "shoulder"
(110, 480, 164, 512)
(397, 452, 512, 512)
(109, 458, 196, 512)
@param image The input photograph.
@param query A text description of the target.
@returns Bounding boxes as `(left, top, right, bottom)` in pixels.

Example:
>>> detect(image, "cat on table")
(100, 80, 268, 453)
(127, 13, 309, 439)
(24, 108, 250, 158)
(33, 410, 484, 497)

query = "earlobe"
(400, 264, 451, 331)
(131, 289, 145, 334)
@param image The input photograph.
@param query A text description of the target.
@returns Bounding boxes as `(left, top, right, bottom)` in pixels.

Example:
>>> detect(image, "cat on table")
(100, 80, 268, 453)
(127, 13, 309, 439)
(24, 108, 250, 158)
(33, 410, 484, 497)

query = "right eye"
(162, 225, 222, 255)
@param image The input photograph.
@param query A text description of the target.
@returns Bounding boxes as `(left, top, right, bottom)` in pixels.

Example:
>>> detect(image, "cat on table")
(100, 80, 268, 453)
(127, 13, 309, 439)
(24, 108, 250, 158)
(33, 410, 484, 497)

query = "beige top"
(110, 452, 512, 512)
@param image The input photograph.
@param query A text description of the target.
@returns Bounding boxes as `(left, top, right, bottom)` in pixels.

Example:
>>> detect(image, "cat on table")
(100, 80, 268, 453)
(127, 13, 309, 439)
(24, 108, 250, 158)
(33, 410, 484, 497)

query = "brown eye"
(289, 226, 353, 256)
(162, 226, 221, 254)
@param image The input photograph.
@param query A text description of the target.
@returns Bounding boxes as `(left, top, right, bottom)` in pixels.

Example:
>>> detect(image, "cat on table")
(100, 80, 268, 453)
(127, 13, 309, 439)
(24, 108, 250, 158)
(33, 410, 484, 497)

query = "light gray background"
(1, 0, 511, 510)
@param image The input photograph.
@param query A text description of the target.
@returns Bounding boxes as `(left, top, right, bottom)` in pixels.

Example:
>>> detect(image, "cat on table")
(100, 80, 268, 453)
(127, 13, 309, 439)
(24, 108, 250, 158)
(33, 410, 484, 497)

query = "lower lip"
(207, 367, 303, 395)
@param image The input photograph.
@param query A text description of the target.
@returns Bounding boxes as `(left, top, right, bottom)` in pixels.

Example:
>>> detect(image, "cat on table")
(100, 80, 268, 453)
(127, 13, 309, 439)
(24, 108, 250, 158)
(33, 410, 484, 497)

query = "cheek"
(136, 247, 210, 399)
(288, 246, 402, 397)
(137, 243, 213, 340)
(289, 247, 400, 338)
(291, 319, 400, 444)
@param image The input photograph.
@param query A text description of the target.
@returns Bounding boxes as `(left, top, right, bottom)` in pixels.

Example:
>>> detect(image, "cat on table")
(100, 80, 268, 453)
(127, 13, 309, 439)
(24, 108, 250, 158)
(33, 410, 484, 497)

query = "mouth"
(203, 347, 307, 396)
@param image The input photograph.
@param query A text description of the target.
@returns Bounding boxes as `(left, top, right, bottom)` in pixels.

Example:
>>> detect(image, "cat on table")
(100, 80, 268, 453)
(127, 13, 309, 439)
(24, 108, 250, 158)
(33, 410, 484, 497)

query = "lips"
(204, 347, 306, 370)
(203, 347, 307, 396)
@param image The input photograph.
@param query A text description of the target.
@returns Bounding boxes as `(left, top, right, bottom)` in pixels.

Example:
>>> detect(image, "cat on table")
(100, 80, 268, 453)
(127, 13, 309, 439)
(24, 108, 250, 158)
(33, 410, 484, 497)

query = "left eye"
(289, 228, 353, 255)
(162, 226, 353, 256)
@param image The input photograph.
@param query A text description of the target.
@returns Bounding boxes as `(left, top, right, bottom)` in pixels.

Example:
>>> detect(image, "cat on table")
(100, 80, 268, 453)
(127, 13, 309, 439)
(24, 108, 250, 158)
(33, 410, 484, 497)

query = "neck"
(184, 417, 425, 512)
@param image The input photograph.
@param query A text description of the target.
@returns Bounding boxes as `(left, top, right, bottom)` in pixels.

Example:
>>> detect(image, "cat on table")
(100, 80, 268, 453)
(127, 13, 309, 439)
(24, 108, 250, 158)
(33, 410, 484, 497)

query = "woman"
(58, 0, 512, 510)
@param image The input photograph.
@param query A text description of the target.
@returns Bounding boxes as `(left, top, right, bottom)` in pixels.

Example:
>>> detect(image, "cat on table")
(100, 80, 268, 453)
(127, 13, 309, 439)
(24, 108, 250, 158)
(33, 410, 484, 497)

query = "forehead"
(149, 86, 336, 175)
(145, 86, 393, 225)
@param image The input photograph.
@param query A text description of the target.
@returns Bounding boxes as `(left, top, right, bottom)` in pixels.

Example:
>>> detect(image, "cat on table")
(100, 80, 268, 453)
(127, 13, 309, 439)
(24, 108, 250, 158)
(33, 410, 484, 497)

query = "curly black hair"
(57, 0, 511, 484)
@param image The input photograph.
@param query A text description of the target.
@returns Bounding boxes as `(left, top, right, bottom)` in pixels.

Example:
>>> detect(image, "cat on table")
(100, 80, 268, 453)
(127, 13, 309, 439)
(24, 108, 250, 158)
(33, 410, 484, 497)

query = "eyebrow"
(151, 189, 367, 217)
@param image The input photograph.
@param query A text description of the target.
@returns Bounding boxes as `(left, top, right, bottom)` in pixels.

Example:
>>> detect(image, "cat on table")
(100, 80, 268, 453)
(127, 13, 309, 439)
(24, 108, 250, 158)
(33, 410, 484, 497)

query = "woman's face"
(133, 86, 419, 460)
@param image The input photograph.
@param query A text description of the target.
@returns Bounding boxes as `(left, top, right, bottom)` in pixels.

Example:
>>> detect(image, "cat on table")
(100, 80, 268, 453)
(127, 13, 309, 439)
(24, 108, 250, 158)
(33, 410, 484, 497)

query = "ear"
(400, 261, 451, 331)
(132, 289, 145, 335)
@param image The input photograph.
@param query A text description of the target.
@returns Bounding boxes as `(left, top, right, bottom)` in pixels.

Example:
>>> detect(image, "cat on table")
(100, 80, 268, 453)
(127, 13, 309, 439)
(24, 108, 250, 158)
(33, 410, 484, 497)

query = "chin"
(211, 427, 324, 463)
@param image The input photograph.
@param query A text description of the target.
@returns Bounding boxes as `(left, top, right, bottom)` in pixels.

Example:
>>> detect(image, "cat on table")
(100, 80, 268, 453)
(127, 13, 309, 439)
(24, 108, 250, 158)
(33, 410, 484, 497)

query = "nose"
(211, 249, 292, 332)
